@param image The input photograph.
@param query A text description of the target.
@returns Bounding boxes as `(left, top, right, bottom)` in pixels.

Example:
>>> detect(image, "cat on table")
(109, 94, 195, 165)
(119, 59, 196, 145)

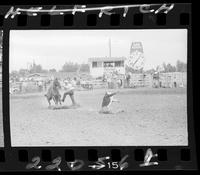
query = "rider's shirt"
(64, 82, 74, 91)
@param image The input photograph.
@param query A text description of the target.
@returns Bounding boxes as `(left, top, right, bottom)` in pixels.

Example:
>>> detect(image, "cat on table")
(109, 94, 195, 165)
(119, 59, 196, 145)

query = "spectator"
(126, 73, 131, 88)
(44, 81, 47, 91)
(19, 82, 22, 92)
(71, 77, 77, 87)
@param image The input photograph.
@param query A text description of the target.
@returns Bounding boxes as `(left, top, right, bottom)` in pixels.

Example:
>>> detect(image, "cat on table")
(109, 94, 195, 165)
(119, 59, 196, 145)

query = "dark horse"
(45, 78, 62, 106)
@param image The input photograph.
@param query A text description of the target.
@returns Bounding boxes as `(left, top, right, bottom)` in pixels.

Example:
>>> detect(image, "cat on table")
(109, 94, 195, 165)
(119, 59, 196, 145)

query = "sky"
(9, 29, 187, 72)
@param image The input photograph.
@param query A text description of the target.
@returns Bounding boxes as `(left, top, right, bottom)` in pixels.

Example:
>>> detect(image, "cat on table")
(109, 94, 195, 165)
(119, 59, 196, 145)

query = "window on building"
(104, 62, 115, 67)
(115, 61, 124, 67)
(92, 61, 102, 68)
(97, 62, 102, 67)
(92, 62, 97, 68)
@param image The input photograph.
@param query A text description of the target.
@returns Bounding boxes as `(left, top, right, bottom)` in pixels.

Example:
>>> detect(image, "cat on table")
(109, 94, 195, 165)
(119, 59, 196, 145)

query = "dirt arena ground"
(8, 87, 187, 146)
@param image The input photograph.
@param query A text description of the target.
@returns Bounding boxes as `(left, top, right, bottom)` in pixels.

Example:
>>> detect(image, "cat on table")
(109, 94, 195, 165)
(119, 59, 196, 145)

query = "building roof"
(25, 72, 91, 79)
(88, 57, 126, 62)
(27, 73, 48, 78)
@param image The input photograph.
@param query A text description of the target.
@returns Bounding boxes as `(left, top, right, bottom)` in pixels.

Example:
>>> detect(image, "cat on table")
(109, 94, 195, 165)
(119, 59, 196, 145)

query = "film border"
(0, 3, 197, 171)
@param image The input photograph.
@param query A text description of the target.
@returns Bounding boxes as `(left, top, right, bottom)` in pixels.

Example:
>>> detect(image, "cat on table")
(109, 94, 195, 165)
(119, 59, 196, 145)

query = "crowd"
(103, 72, 131, 89)
(9, 76, 93, 94)
(9, 72, 134, 94)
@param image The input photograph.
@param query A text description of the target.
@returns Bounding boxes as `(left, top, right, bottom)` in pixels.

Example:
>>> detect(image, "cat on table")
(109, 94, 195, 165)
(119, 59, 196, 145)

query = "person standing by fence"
(38, 81, 43, 92)
(126, 73, 131, 88)
(19, 82, 22, 92)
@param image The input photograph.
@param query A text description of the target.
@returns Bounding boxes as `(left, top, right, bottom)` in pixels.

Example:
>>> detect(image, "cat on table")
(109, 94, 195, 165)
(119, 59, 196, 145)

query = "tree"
(176, 60, 187, 72)
(61, 62, 79, 72)
(29, 62, 43, 73)
(19, 69, 28, 76)
(161, 62, 176, 72)
(145, 68, 156, 74)
(42, 69, 48, 73)
(162, 62, 167, 72)
(49, 68, 57, 73)
(166, 63, 176, 72)
(10, 70, 18, 76)
(79, 63, 89, 72)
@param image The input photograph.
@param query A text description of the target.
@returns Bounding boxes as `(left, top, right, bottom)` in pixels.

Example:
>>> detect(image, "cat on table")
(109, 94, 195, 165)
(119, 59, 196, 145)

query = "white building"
(88, 57, 126, 78)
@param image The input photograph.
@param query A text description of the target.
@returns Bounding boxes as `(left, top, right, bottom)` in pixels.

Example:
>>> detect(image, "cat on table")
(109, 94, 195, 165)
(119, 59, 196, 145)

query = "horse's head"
(53, 78, 61, 89)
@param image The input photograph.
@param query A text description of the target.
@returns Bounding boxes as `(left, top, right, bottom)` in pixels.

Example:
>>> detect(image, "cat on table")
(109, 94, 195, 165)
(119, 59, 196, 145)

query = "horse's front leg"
(48, 100, 51, 106)
(47, 98, 51, 108)
(52, 96, 57, 106)
(55, 97, 59, 106)
(45, 95, 51, 107)
(59, 99, 62, 105)
(59, 94, 62, 105)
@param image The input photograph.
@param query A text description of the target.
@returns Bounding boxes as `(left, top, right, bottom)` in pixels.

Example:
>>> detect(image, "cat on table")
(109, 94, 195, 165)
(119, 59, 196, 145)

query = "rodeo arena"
(8, 40, 188, 146)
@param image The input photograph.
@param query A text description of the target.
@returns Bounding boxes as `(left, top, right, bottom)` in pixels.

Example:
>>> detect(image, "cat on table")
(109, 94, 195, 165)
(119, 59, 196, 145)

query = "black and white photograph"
(9, 29, 187, 146)
(0, 30, 3, 147)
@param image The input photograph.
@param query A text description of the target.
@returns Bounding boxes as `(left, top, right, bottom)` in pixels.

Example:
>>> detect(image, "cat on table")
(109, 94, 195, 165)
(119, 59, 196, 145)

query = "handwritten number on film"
(26, 156, 84, 171)
(26, 156, 42, 169)
(67, 159, 84, 171)
(25, 149, 157, 170)
(88, 155, 129, 170)
(45, 157, 62, 171)
(140, 148, 158, 167)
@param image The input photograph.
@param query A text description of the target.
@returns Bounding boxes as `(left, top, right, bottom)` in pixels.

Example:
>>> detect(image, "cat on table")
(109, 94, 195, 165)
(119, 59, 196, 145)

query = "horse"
(44, 78, 62, 106)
